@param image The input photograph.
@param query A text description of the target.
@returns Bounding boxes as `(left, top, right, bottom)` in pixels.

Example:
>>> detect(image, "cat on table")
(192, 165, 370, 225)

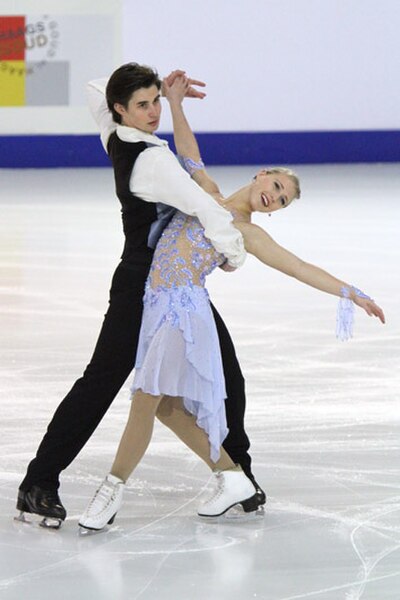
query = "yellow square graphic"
(0, 60, 26, 106)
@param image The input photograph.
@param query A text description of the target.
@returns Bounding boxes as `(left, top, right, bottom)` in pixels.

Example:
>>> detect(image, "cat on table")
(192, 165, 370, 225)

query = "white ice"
(0, 164, 399, 600)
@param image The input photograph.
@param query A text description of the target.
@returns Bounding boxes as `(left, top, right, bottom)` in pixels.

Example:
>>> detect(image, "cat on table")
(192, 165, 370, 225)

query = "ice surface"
(0, 164, 399, 599)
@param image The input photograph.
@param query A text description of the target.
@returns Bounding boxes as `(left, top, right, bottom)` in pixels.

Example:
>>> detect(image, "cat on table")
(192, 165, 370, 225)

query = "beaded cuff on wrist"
(183, 157, 205, 176)
(336, 285, 371, 341)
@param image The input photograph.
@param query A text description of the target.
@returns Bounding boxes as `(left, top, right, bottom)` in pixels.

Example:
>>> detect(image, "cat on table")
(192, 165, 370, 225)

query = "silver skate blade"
(78, 511, 117, 536)
(14, 511, 30, 524)
(78, 526, 105, 536)
(39, 517, 63, 530)
(14, 511, 62, 529)
(223, 503, 265, 520)
(198, 503, 265, 523)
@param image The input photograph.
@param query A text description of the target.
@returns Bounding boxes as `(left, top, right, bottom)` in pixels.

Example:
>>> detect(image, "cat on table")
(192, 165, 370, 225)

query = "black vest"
(107, 132, 158, 264)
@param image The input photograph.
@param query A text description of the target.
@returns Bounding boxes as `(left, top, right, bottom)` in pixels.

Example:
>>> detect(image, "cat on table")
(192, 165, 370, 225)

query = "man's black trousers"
(20, 259, 251, 491)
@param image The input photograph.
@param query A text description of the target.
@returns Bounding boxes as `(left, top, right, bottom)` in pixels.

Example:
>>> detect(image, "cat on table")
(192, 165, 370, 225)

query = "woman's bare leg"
(79, 393, 247, 530)
(156, 395, 236, 471)
(110, 389, 163, 482)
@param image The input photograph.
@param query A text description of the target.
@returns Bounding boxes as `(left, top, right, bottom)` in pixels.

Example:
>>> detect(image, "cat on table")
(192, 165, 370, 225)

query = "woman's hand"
(353, 295, 386, 324)
(163, 75, 190, 106)
(162, 70, 206, 99)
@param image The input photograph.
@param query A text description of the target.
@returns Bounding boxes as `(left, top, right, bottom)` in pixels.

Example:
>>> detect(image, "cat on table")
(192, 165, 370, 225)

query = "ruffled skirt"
(131, 283, 228, 462)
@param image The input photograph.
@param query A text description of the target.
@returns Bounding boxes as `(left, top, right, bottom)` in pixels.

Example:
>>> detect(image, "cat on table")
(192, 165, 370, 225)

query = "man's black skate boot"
(16, 486, 66, 529)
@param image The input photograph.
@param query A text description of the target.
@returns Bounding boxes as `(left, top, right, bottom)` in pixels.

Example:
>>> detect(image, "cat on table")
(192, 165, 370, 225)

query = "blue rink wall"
(1, 130, 400, 168)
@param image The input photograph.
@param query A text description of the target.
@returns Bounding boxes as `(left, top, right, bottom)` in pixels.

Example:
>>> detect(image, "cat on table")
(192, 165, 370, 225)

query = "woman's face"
(250, 170, 297, 214)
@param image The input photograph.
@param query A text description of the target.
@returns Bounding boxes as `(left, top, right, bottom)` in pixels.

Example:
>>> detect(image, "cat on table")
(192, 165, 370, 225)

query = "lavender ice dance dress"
(131, 210, 229, 462)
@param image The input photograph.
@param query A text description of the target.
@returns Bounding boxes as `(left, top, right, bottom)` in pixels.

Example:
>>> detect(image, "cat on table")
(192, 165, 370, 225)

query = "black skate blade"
(13, 511, 62, 530)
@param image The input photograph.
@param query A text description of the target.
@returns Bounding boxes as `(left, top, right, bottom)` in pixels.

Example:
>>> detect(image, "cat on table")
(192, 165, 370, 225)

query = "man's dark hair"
(106, 62, 161, 124)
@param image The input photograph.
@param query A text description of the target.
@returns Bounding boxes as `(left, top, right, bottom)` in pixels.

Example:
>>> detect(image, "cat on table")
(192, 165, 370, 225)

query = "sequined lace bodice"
(148, 211, 224, 290)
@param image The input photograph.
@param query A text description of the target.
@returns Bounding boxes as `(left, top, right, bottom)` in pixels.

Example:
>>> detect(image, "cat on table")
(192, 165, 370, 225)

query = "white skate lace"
(87, 481, 118, 515)
(206, 472, 225, 503)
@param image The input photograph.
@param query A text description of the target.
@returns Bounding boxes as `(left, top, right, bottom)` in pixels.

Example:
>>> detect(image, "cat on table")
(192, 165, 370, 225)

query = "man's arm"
(131, 148, 246, 268)
(87, 71, 246, 267)
(86, 79, 116, 152)
(87, 71, 206, 154)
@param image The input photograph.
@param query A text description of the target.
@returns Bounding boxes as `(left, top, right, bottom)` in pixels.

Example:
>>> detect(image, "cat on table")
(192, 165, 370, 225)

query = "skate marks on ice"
(1, 165, 400, 599)
(2, 458, 400, 600)
(266, 498, 400, 600)
(0, 472, 267, 600)
(243, 398, 400, 600)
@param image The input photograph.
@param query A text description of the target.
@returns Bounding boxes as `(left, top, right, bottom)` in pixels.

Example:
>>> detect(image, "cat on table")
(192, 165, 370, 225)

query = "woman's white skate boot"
(198, 468, 259, 517)
(79, 474, 125, 531)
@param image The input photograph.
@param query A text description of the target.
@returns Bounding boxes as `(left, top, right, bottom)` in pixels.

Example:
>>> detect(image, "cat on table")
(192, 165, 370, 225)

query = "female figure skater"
(79, 77, 385, 531)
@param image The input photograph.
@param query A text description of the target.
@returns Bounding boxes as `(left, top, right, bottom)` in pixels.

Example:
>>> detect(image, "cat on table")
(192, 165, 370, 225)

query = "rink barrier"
(1, 130, 399, 167)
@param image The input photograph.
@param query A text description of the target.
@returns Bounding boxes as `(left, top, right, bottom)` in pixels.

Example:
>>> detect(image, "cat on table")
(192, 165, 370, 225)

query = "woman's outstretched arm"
(235, 221, 385, 323)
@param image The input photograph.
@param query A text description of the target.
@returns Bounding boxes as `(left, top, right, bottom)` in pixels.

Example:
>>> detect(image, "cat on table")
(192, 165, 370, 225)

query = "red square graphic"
(0, 16, 26, 61)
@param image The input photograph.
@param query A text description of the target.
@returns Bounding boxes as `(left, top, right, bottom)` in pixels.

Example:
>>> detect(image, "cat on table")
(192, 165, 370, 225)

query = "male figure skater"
(16, 64, 265, 528)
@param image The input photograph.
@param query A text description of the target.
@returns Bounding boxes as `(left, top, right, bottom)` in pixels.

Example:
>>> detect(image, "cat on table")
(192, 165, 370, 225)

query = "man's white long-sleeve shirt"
(86, 79, 246, 268)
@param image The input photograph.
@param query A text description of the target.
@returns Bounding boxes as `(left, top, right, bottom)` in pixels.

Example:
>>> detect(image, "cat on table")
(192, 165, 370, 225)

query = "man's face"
(114, 85, 161, 133)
